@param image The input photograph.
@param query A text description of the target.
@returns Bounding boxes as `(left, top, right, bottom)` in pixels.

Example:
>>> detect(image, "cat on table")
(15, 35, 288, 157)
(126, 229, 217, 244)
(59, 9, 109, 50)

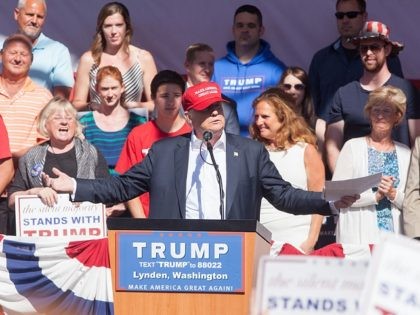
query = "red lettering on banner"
(22, 228, 101, 237)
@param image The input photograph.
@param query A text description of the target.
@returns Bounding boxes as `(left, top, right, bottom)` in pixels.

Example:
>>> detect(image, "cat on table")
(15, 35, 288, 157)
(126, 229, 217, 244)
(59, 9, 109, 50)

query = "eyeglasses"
(51, 115, 74, 122)
(281, 83, 306, 91)
(335, 11, 362, 19)
(359, 44, 385, 54)
(371, 107, 396, 117)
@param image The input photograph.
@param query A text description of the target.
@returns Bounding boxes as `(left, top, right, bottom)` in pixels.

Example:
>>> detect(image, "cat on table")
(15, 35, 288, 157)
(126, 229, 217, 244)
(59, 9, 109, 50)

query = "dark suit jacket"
(75, 133, 332, 219)
(221, 93, 240, 135)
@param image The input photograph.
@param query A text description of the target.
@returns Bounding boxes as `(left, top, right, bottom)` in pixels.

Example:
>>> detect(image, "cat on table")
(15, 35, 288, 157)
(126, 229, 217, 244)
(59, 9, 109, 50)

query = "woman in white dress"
(333, 86, 410, 244)
(250, 91, 324, 255)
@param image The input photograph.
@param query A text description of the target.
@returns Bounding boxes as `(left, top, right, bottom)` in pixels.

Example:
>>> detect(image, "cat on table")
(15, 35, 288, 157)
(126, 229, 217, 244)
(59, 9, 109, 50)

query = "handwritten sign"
(360, 234, 420, 315)
(15, 194, 106, 237)
(253, 256, 369, 314)
(116, 231, 244, 293)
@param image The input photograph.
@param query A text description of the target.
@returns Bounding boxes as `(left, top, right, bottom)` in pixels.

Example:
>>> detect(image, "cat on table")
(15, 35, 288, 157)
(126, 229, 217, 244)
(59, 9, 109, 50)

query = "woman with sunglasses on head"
(332, 85, 410, 244)
(73, 2, 157, 112)
(278, 67, 326, 149)
(250, 91, 324, 255)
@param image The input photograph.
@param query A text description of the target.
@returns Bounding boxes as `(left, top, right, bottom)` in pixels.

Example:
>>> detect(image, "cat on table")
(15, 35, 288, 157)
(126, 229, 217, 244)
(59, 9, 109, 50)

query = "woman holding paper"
(8, 97, 109, 212)
(333, 86, 410, 244)
(250, 90, 324, 255)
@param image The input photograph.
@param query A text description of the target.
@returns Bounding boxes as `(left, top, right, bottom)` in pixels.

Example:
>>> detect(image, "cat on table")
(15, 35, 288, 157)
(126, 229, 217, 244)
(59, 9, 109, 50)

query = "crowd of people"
(1, 0, 420, 255)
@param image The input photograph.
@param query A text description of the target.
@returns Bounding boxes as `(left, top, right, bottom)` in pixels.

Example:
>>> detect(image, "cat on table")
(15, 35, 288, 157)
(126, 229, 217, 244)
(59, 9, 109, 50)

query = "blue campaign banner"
(115, 231, 244, 293)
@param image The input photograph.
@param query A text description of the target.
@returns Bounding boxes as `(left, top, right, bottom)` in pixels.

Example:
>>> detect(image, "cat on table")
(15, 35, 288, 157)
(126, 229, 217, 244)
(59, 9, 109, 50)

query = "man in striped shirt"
(0, 33, 52, 234)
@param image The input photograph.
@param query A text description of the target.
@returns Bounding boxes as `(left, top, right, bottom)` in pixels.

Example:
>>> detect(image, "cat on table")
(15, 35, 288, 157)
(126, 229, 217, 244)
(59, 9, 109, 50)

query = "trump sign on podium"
(15, 194, 107, 237)
(115, 230, 244, 293)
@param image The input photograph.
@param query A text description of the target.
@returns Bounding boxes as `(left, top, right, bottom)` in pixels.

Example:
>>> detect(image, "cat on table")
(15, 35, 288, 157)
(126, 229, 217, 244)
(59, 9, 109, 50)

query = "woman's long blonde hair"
(250, 91, 316, 150)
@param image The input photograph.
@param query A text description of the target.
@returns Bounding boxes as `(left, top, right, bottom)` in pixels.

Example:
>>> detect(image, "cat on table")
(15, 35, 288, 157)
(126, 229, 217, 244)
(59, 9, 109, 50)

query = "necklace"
(49, 140, 75, 154)
(265, 146, 282, 152)
(367, 136, 395, 152)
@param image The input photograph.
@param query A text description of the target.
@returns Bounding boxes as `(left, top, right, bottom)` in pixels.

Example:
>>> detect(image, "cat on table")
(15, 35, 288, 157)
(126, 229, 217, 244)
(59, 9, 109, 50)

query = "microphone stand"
(205, 137, 225, 220)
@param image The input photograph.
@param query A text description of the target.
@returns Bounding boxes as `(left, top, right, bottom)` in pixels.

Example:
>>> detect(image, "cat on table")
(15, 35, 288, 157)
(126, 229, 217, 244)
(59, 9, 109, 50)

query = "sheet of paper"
(324, 173, 381, 201)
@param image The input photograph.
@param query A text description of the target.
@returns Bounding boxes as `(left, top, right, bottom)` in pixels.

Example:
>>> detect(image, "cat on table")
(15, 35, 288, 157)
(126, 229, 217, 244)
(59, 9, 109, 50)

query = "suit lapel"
(226, 135, 241, 217)
(174, 137, 190, 218)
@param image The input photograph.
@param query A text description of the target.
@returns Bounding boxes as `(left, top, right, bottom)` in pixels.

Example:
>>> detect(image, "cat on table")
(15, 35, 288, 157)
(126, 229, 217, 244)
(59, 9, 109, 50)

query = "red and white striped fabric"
(0, 235, 113, 315)
(277, 242, 373, 260)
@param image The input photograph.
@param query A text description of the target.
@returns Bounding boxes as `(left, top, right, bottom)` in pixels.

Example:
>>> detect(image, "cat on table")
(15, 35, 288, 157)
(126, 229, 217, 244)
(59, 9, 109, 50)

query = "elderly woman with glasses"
(332, 85, 410, 244)
(8, 97, 110, 211)
(278, 66, 326, 149)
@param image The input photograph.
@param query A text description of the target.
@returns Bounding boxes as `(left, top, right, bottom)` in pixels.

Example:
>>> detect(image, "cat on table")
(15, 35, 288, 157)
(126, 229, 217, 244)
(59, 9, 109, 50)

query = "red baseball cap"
(182, 82, 225, 111)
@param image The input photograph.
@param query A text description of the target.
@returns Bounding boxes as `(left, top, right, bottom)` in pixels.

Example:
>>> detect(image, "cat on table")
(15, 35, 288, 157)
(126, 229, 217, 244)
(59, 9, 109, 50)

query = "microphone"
(202, 130, 225, 220)
(203, 130, 213, 142)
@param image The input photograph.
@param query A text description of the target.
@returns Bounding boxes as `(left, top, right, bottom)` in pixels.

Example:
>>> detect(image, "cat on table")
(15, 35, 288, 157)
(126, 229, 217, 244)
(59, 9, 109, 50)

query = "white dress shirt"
(185, 131, 227, 219)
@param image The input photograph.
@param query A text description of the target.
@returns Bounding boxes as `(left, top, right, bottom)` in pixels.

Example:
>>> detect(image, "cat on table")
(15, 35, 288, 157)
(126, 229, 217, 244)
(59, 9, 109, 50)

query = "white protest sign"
(360, 234, 420, 315)
(253, 256, 369, 315)
(15, 194, 106, 237)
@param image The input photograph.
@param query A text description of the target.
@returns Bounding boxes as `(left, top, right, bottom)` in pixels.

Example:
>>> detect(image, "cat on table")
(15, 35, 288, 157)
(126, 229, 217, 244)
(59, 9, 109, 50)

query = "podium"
(107, 218, 271, 315)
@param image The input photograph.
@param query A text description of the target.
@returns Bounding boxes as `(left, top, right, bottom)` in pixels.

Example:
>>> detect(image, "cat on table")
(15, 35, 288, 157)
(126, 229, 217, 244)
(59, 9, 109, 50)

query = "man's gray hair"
(17, 0, 47, 13)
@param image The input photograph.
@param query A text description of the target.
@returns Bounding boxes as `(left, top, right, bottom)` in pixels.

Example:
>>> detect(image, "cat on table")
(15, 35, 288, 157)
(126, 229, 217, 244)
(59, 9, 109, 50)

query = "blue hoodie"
(213, 39, 286, 136)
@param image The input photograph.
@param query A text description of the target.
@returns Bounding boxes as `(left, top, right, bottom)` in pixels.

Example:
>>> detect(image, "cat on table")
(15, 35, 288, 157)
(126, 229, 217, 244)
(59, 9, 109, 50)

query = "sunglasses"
(335, 11, 362, 19)
(359, 44, 385, 54)
(281, 83, 305, 91)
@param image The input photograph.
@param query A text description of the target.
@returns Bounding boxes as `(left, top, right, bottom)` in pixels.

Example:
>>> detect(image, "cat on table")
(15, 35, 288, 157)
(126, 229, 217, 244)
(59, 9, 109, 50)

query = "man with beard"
(308, 0, 403, 122)
(1, 0, 74, 98)
(325, 21, 420, 172)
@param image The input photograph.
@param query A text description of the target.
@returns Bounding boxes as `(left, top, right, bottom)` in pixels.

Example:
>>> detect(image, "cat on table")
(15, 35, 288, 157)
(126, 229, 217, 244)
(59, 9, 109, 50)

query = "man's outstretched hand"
(42, 167, 74, 193)
(334, 194, 360, 210)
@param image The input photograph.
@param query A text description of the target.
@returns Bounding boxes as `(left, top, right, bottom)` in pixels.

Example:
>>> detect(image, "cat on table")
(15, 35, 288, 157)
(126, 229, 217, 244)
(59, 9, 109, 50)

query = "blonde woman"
(8, 97, 109, 210)
(333, 86, 410, 244)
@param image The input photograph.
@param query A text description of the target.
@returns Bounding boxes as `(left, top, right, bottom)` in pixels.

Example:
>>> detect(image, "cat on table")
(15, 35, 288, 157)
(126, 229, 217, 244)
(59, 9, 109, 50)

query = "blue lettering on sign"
(116, 231, 244, 293)
(71, 215, 101, 224)
(379, 282, 420, 309)
(23, 217, 69, 226)
(268, 296, 349, 312)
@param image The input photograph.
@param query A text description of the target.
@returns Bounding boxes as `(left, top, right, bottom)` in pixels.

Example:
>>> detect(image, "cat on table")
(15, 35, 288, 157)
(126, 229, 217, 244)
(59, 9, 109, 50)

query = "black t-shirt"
(343, 47, 358, 61)
(43, 147, 77, 178)
(9, 147, 78, 194)
(328, 74, 420, 145)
